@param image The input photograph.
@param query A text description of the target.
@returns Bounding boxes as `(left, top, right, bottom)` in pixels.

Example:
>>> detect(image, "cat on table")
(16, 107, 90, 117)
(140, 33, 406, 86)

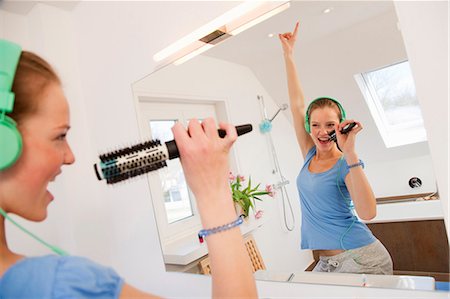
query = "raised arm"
(279, 22, 314, 158)
(172, 118, 257, 298)
(119, 119, 257, 299)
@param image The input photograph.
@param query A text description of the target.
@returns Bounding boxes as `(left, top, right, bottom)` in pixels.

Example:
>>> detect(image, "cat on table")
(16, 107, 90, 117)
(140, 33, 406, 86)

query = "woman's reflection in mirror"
(278, 22, 393, 274)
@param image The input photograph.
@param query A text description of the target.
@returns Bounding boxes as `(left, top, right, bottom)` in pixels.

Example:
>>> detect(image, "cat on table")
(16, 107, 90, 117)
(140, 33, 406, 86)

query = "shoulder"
(1, 255, 59, 298)
(305, 146, 316, 161)
(1, 255, 124, 299)
(54, 255, 124, 298)
(1, 255, 60, 279)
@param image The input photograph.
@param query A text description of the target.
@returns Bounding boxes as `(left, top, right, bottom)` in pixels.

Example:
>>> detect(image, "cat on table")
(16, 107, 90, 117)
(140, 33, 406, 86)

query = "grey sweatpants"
(313, 239, 393, 275)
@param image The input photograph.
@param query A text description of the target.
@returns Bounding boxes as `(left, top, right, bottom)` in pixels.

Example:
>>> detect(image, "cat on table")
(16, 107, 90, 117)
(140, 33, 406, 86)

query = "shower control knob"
(409, 177, 422, 188)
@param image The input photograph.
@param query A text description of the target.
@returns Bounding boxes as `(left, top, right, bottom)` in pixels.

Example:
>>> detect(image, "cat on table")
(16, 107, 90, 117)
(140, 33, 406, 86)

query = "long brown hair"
(9, 51, 61, 125)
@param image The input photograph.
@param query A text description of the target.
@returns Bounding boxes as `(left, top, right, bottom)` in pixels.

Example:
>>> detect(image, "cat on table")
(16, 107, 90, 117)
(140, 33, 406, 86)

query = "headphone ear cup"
(0, 116, 23, 170)
(304, 118, 310, 134)
(338, 104, 346, 123)
(304, 106, 311, 134)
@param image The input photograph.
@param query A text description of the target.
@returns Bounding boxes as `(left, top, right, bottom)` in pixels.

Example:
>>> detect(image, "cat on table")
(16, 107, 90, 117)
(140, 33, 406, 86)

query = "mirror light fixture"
(153, 1, 291, 66)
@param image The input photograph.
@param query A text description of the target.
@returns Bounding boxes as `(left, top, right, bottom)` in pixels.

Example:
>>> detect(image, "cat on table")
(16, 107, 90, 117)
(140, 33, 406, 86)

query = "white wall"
(1, 2, 448, 298)
(1, 3, 106, 261)
(394, 1, 449, 240)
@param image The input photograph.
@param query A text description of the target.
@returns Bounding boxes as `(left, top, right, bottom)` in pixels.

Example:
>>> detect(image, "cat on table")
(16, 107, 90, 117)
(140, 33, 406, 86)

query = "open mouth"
(318, 136, 331, 145)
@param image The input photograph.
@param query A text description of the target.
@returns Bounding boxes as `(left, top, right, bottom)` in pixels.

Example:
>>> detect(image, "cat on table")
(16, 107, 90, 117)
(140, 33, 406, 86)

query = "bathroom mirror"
(132, 0, 447, 292)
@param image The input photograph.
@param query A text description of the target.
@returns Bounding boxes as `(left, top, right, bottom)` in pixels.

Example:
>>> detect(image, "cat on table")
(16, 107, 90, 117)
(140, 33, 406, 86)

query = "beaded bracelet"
(198, 214, 244, 243)
(347, 159, 364, 170)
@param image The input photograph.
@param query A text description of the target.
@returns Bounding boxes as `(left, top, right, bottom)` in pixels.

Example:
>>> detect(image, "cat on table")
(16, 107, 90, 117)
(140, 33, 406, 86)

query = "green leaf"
(250, 183, 261, 193)
(243, 177, 251, 193)
(252, 191, 270, 196)
(249, 200, 254, 209)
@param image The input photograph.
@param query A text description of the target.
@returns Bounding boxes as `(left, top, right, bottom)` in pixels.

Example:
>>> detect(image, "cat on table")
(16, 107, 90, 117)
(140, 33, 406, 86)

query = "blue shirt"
(0, 255, 124, 299)
(296, 146, 375, 250)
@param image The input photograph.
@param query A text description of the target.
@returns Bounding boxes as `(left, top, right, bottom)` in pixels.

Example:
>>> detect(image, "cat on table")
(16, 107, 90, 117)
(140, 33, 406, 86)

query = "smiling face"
(309, 106, 341, 152)
(0, 83, 75, 221)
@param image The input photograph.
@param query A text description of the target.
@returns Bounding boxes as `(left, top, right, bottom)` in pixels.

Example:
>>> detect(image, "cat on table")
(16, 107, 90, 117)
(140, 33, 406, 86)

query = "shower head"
(269, 103, 289, 122)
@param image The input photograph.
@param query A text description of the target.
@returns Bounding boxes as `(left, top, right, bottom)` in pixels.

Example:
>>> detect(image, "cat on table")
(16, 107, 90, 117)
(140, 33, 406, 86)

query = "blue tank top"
(296, 146, 375, 250)
(0, 255, 124, 299)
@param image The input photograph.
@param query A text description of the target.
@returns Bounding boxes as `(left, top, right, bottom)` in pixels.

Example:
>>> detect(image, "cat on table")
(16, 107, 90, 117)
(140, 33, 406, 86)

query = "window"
(355, 61, 427, 148)
(150, 120, 194, 224)
(137, 99, 218, 245)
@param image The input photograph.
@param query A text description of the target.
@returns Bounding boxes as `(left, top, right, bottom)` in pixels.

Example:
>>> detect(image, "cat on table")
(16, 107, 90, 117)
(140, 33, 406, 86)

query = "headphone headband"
(304, 97, 346, 133)
(0, 39, 23, 170)
(0, 39, 22, 113)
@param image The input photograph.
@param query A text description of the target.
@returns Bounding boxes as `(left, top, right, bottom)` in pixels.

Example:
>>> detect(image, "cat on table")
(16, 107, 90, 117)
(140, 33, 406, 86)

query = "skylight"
(355, 61, 427, 148)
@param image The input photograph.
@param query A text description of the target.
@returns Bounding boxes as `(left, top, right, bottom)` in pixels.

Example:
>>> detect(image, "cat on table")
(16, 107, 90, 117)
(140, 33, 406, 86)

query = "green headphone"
(0, 39, 23, 170)
(304, 97, 347, 133)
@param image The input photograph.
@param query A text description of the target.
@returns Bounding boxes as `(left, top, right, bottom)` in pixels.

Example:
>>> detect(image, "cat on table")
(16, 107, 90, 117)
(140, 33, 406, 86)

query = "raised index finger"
(293, 21, 300, 37)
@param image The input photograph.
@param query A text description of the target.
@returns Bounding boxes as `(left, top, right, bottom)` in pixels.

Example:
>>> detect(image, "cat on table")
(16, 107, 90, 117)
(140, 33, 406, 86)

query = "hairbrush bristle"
(99, 140, 162, 162)
(105, 161, 167, 184)
(97, 139, 168, 184)
(328, 132, 337, 142)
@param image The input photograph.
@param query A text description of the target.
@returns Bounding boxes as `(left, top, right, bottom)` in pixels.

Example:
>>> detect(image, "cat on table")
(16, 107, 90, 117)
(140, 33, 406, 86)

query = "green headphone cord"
(0, 207, 69, 256)
(336, 157, 357, 252)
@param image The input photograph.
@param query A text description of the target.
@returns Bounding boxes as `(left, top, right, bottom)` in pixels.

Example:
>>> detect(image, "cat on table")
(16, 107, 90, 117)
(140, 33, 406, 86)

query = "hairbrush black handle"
(166, 124, 252, 159)
(328, 122, 357, 142)
(94, 124, 252, 184)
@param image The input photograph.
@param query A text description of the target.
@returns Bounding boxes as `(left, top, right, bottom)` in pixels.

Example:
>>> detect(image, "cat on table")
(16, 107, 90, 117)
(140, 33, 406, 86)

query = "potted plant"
(229, 172, 275, 219)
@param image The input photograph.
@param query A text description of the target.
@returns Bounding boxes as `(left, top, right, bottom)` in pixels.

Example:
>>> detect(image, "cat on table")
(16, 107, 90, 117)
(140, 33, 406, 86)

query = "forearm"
(197, 194, 257, 299)
(172, 119, 256, 298)
(283, 53, 306, 112)
(345, 154, 377, 220)
(283, 53, 314, 156)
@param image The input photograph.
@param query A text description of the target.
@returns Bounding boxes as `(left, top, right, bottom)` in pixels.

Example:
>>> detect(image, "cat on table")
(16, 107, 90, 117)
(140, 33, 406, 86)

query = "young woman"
(0, 40, 257, 298)
(279, 23, 393, 274)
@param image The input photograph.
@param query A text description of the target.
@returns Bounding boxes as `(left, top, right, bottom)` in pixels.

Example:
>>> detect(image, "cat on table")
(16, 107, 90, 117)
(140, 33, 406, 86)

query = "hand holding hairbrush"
(328, 122, 357, 142)
(94, 124, 252, 184)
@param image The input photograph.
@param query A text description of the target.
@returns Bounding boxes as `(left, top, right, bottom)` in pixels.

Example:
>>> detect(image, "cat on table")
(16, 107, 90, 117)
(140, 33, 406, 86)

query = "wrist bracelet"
(198, 214, 244, 243)
(347, 159, 364, 170)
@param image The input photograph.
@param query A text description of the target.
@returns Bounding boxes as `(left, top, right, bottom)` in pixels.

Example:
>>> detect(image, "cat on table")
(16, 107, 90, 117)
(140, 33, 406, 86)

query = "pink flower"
(254, 210, 264, 220)
(238, 175, 245, 182)
(229, 172, 236, 181)
(265, 184, 275, 197)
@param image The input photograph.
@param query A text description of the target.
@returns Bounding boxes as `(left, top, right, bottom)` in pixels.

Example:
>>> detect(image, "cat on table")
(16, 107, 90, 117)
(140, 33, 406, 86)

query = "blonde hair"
(9, 51, 61, 125)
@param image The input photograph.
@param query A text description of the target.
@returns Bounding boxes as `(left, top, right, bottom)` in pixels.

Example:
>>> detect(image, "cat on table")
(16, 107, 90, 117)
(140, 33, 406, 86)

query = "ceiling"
(0, 0, 79, 15)
(205, 1, 395, 68)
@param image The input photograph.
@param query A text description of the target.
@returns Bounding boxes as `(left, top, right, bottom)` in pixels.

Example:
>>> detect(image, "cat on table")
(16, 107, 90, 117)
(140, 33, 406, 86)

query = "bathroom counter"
(253, 270, 436, 291)
(364, 199, 444, 224)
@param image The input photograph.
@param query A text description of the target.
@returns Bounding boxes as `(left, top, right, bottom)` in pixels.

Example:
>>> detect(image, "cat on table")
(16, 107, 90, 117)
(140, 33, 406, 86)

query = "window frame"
(134, 93, 237, 247)
(354, 60, 427, 148)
